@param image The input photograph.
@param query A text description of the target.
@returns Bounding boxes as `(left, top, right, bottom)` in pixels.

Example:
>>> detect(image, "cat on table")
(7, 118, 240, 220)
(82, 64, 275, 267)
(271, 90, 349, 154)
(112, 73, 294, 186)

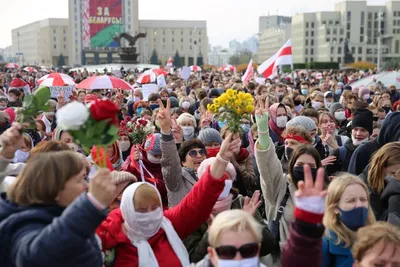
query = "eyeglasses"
(215, 243, 259, 259)
(188, 149, 206, 158)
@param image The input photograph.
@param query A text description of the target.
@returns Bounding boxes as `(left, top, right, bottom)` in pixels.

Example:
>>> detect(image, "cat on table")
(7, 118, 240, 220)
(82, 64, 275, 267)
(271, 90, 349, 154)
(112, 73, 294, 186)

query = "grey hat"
(169, 96, 179, 108)
(286, 116, 317, 132)
(145, 133, 161, 155)
(330, 102, 344, 114)
(337, 82, 344, 87)
(198, 127, 223, 145)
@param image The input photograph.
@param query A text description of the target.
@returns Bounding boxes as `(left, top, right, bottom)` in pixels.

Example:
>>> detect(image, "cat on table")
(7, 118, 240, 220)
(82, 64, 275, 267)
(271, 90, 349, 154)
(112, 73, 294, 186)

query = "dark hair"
(288, 145, 322, 183)
(178, 138, 205, 162)
(148, 93, 161, 102)
(247, 82, 256, 90)
(8, 89, 21, 97)
(197, 90, 207, 101)
(300, 108, 319, 122)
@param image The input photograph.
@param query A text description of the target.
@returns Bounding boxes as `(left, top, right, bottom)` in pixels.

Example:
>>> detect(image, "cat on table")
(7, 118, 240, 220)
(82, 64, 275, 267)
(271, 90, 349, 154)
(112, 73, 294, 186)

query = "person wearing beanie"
(184, 157, 275, 264)
(120, 133, 168, 207)
(208, 88, 221, 99)
(326, 109, 373, 176)
(324, 91, 334, 109)
(359, 87, 372, 104)
(329, 102, 349, 135)
(198, 127, 223, 158)
(169, 96, 180, 109)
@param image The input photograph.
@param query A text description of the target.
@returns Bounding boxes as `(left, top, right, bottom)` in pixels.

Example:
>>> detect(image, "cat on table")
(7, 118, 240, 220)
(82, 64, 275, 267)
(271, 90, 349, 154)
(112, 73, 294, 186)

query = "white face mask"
(324, 100, 333, 108)
(334, 111, 346, 121)
(276, 116, 288, 128)
(363, 94, 370, 100)
(218, 256, 259, 267)
(13, 150, 30, 163)
(118, 140, 131, 152)
(194, 110, 201, 121)
(182, 126, 195, 138)
(147, 153, 161, 164)
(219, 180, 233, 200)
(312, 101, 321, 110)
(132, 207, 163, 237)
(182, 101, 191, 109)
(134, 96, 141, 102)
(352, 136, 369, 146)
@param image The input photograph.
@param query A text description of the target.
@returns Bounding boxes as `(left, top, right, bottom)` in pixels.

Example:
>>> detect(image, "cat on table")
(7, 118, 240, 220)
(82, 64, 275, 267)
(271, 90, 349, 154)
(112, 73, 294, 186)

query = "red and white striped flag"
(166, 57, 173, 67)
(242, 59, 254, 82)
(257, 39, 292, 79)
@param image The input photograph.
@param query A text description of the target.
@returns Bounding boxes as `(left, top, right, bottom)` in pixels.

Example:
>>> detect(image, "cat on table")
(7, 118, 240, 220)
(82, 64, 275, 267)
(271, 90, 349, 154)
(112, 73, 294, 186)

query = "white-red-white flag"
(166, 57, 173, 67)
(257, 39, 292, 79)
(242, 59, 254, 82)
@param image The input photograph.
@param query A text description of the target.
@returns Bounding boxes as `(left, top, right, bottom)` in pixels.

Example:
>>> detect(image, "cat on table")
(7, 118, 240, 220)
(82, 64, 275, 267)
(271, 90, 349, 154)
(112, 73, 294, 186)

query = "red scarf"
(236, 148, 250, 163)
(268, 119, 285, 144)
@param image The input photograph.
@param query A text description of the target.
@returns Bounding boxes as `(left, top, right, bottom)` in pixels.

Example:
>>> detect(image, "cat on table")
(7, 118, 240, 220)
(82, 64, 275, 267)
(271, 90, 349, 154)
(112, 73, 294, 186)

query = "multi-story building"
(242, 36, 259, 54)
(68, 0, 208, 66)
(257, 15, 291, 63)
(208, 46, 232, 66)
(138, 20, 208, 66)
(229, 39, 242, 54)
(3, 46, 14, 62)
(11, 18, 69, 66)
(292, 0, 400, 67)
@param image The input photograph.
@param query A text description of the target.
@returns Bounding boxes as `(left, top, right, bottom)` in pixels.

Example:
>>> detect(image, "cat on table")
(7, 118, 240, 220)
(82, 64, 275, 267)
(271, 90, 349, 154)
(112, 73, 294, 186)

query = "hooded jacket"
(381, 178, 400, 226)
(326, 138, 358, 176)
(0, 193, 106, 267)
(348, 112, 400, 175)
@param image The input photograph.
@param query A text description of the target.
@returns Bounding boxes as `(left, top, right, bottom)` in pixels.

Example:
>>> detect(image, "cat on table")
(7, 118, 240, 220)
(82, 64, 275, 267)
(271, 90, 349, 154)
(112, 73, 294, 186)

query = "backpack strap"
(337, 146, 347, 165)
(275, 183, 290, 222)
(335, 135, 343, 147)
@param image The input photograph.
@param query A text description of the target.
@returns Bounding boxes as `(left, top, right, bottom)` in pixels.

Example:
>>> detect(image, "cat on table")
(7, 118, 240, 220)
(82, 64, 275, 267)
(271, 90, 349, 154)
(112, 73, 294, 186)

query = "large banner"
(82, 0, 124, 48)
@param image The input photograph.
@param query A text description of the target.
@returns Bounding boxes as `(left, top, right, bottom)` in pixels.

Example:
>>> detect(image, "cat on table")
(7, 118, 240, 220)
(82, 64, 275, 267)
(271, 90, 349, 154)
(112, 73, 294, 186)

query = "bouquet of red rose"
(56, 99, 120, 166)
(126, 117, 155, 145)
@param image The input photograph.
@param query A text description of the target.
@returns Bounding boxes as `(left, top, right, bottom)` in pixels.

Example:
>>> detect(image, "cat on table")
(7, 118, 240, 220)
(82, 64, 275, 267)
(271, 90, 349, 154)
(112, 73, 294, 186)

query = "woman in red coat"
(97, 134, 241, 267)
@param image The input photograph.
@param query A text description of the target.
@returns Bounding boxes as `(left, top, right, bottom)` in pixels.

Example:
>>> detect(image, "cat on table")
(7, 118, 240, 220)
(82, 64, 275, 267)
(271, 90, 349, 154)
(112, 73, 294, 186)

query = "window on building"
(128, 25, 131, 30)
(311, 22, 314, 28)
(306, 22, 309, 28)
(338, 47, 342, 54)
(181, 38, 183, 42)
(190, 38, 192, 43)
(368, 12, 372, 20)
(347, 32, 351, 39)
(305, 39, 308, 45)
(172, 30, 174, 35)
(181, 30, 183, 35)
(395, 20, 397, 25)
(347, 11, 351, 20)
(329, 21, 333, 25)
(64, 44, 66, 49)
(331, 47, 334, 53)
(75, 39, 78, 44)
(358, 47, 362, 54)
(154, 38, 156, 43)
(347, 23, 351, 30)
(190, 31, 192, 35)
(340, 28, 344, 35)
(360, 27, 364, 35)
(172, 38, 174, 43)
(338, 57, 341, 63)
(333, 28, 337, 34)
(327, 29, 330, 35)
(361, 11, 365, 25)
(163, 30, 165, 35)
(53, 36, 56, 41)
(311, 39, 314, 45)
(163, 38, 165, 42)
(358, 57, 362, 61)
(64, 37, 66, 42)
(360, 36, 364, 42)
(305, 58, 308, 63)
(339, 38, 343, 43)
(63, 29, 66, 34)
(368, 21, 372, 28)
(394, 29, 397, 34)
(326, 38, 330, 42)
(352, 47, 355, 53)
(311, 31, 314, 37)
(322, 21, 326, 25)
(310, 48, 314, 54)
(305, 48, 308, 55)
(398, 29, 400, 34)
(306, 31, 308, 36)
(396, 40, 400, 54)
(310, 57, 314, 62)
(53, 29, 56, 34)
(199, 38, 202, 43)
(54, 44, 56, 49)
(394, 11, 397, 17)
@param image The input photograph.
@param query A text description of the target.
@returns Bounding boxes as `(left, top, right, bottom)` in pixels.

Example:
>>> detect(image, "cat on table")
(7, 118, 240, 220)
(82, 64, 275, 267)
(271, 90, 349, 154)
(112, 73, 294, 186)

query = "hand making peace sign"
(295, 164, 327, 198)
(156, 98, 172, 134)
(255, 95, 270, 117)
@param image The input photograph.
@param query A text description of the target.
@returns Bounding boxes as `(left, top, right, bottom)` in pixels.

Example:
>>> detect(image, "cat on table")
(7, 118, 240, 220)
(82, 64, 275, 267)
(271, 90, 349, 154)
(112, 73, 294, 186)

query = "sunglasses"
(188, 149, 206, 158)
(215, 242, 259, 259)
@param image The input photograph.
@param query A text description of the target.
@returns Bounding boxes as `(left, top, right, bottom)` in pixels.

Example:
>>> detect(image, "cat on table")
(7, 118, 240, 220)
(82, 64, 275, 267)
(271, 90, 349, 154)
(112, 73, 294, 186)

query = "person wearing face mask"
(105, 142, 124, 171)
(121, 133, 168, 208)
(185, 158, 275, 264)
(177, 112, 197, 140)
(329, 103, 349, 135)
(306, 91, 325, 111)
(198, 127, 223, 158)
(300, 82, 310, 96)
(148, 93, 161, 111)
(334, 82, 344, 102)
(12, 133, 33, 164)
(254, 97, 323, 267)
(0, 96, 8, 111)
(180, 97, 194, 114)
(117, 134, 131, 160)
(322, 174, 376, 267)
(323, 91, 334, 110)
(97, 131, 240, 267)
(40, 99, 57, 134)
(326, 109, 373, 177)
(131, 100, 149, 117)
(268, 103, 291, 146)
(359, 88, 372, 104)
(291, 93, 304, 115)
(358, 142, 400, 225)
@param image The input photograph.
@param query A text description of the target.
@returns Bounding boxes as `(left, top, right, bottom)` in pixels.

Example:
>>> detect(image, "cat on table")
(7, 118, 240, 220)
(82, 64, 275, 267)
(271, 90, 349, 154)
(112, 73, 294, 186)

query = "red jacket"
(97, 167, 225, 267)
(121, 155, 168, 207)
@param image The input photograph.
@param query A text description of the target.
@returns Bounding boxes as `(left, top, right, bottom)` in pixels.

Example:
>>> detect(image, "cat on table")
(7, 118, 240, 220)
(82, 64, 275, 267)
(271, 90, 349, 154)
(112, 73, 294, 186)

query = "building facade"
(68, 0, 208, 66)
(259, 15, 292, 33)
(208, 46, 231, 66)
(258, 24, 291, 63)
(11, 18, 69, 66)
(138, 20, 208, 66)
(292, 0, 400, 67)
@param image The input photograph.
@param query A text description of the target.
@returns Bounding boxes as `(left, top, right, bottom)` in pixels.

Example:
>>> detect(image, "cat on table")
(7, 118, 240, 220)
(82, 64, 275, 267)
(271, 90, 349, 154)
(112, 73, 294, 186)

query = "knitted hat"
(110, 170, 138, 198)
(4, 108, 15, 123)
(337, 82, 344, 87)
(144, 133, 161, 156)
(324, 91, 333, 98)
(286, 116, 317, 132)
(359, 87, 370, 97)
(197, 157, 236, 181)
(352, 87, 360, 95)
(344, 85, 352, 91)
(329, 103, 344, 114)
(169, 96, 179, 108)
(352, 109, 373, 134)
(0, 96, 8, 103)
(198, 127, 223, 145)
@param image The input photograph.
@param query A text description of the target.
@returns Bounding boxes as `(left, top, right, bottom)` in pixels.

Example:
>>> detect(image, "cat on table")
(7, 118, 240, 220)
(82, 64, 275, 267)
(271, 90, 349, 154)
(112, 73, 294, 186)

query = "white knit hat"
(286, 116, 317, 132)
(197, 157, 236, 180)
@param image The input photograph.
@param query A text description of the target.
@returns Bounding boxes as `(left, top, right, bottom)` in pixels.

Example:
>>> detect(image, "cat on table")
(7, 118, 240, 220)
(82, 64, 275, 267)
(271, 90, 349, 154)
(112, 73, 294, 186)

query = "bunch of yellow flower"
(207, 89, 255, 133)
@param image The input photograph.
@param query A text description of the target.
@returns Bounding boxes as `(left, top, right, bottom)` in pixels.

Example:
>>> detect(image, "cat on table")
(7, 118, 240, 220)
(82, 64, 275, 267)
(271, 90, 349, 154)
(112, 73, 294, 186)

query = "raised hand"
(156, 98, 171, 134)
(0, 122, 23, 159)
(88, 168, 117, 207)
(295, 165, 327, 198)
(243, 190, 262, 216)
(171, 118, 183, 143)
(321, 155, 337, 167)
(255, 95, 269, 116)
(218, 133, 241, 162)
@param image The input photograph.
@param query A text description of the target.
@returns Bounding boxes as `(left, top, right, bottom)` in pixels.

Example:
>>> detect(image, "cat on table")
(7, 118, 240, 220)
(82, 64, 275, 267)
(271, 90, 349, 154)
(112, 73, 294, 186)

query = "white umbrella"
(350, 71, 400, 88)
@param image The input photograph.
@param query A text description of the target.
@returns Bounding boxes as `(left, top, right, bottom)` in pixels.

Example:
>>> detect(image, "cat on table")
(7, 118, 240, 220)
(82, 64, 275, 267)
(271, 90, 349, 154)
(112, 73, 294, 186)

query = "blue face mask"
(218, 120, 227, 129)
(339, 207, 368, 231)
(149, 104, 159, 110)
(301, 89, 308, 95)
(335, 89, 342, 95)
(136, 107, 144, 115)
(240, 124, 250, 134)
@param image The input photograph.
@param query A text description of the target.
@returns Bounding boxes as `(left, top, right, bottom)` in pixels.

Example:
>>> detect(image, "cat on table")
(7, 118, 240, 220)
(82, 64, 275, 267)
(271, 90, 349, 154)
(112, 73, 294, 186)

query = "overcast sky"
(0, 0, 387, 49)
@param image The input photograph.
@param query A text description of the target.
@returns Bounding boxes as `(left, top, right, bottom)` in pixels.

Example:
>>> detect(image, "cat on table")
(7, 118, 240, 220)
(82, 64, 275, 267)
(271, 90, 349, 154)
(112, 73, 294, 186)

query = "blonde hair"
(352, 222, 400, 262)
(323, 174, 376, 247)
(8, 151, 84, 206)
(134, 183, 161, 209)
(368, 142, 400, 194)
(177, 112, 197, 127)
(208, 209, 262, 247)
(282, 125, 313, 144)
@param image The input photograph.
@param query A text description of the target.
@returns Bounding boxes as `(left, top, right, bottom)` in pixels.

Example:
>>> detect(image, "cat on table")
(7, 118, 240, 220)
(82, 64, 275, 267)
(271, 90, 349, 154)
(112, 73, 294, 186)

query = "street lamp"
(377, 11, 384, 71)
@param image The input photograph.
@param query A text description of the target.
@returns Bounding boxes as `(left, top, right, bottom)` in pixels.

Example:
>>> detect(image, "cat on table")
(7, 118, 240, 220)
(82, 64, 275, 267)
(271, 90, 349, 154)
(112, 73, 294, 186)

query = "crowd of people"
(0, 67, 400, 267)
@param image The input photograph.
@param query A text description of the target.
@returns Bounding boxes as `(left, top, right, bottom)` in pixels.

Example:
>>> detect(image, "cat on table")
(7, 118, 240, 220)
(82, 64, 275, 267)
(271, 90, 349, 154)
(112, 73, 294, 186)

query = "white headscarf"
(120, 182, 189, 267)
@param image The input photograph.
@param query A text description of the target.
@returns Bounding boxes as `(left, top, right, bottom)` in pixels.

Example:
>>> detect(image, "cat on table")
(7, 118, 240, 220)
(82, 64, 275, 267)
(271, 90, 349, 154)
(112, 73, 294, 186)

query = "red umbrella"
(37, 73, 75, 87)
(220, 64, 235, 71)
(152, 68, 168, 77)
(190, 65, 202, 72)
(23, 67, 37, 73)
(5, 63, 20, 69)
(76, 75, 132, 90)
(10, 78, 27, 88)
(137, 70, 157, 84)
